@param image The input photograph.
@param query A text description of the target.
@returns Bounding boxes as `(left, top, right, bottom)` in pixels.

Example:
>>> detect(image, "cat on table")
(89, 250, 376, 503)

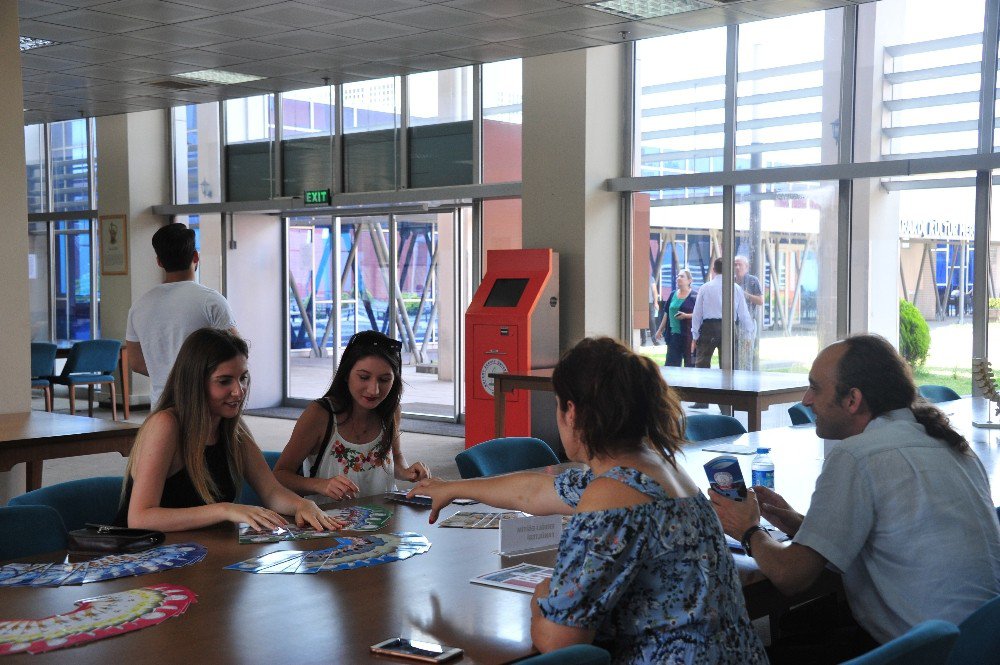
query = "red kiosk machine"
(465, 248, 559, 448)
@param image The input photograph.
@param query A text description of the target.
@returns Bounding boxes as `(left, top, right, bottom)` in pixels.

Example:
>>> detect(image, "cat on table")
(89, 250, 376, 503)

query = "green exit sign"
(304, 189, 331, 205)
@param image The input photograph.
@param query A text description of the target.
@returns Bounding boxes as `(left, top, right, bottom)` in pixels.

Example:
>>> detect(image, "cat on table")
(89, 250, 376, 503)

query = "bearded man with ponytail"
(712, 333, 1000, 660)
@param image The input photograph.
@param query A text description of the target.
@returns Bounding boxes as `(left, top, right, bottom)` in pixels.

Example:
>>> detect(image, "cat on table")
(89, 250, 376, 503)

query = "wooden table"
(1, 487, 837, 664)
(55, 341, 130, 421)
(0, 411, 138, 492)
(492, 366, 809, 436)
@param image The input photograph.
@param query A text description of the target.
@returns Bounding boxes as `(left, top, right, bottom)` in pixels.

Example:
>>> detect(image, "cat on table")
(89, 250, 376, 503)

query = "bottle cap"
(756, 447, 770, 454)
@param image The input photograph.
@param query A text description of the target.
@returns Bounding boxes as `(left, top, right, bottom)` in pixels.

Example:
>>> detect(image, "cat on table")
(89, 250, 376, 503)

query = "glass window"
(343, 78, 400, 192)
(225, 95, 275, 202)
(172, 103, 221, 205)
(28, 221, 49, 341)
(636, 28, 726, 176)
(282, 86, 334, 197)
(634, 188, 721, 361)
(483, 59, 522, 183)
(880, 173, 975, 395)
(49, 119, 92, 213)
(877, 0, 984, 158)
(407, 68, 473, 188)
(25, 124, 47, 214)
(734, 181, 838, 373)
(736, 11, 844, 169)
(53, 220, 94, 342)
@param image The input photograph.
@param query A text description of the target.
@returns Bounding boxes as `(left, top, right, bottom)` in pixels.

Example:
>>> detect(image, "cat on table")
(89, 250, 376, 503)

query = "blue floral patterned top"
(537, 467, 767, 665)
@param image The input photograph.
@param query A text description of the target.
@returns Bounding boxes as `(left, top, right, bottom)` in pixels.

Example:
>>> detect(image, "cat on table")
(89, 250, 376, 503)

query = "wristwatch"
(740, 525, 769, 557)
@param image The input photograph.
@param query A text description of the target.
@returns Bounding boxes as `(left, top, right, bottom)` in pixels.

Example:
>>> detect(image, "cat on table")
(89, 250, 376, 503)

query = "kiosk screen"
(484, 278, 529, 307)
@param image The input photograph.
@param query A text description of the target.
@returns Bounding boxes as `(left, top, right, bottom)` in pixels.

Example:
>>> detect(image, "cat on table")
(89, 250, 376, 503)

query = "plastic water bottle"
(751, 447, 774, 489)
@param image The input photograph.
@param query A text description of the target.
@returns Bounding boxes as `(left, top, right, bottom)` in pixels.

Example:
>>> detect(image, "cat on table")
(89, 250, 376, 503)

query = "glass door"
(285, 207, 467, 421)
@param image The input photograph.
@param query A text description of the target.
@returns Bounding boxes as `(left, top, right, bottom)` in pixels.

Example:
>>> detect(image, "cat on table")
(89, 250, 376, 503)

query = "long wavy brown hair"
(551, 336, 686, 462)
(123, 328, 258, 504)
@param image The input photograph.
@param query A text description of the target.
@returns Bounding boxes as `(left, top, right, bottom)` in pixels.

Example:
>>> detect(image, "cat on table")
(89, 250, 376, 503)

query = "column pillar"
(522, 46, 625, 350)
(96, 111, 170, 406)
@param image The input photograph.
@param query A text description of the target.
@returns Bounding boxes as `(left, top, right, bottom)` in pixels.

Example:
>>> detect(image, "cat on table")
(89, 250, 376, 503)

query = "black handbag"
(67, 523, 165, 555)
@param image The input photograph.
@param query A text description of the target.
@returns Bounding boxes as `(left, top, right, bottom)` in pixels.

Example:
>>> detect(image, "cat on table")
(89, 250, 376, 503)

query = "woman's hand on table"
(322, 475, 360, 501)
(294, 499, 346, 532)
(408, 477, 455, 524)
(398, 461, 431, 482)
(224, 503, 288, 531)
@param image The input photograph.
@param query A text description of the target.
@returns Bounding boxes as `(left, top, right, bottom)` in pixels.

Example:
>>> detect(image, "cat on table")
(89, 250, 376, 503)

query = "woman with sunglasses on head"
(116, 328, 342, 533)
(410, 337, 765, 664)
(274, 330, 431, 502)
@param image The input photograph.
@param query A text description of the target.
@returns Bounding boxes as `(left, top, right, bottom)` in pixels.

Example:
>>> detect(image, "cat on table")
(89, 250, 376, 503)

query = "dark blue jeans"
(665, 331, 694, 367)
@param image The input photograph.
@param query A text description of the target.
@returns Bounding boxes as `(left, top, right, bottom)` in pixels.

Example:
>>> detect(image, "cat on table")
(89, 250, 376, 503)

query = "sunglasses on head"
(347, 331, 402, 360)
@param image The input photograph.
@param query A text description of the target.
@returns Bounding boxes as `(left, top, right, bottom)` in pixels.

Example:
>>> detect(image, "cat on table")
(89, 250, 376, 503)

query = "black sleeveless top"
(114, 440, 238, 526)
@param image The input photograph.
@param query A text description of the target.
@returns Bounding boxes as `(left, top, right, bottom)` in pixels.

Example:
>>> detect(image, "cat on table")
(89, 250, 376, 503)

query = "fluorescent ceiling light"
(586, 0, 707, 20)
(174, 69, 265, 85)
(20, 36, 56, 51)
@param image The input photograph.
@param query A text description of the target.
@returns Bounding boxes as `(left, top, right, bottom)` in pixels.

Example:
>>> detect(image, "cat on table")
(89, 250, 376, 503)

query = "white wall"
(226, 214, 284, 408)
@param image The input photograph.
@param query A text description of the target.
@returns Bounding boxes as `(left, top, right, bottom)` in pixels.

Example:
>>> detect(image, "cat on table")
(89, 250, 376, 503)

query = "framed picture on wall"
(99, 214, 128, 275)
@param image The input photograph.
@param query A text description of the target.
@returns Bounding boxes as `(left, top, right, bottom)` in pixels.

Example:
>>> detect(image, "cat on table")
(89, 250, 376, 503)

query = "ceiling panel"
(15, 0, 864, 124)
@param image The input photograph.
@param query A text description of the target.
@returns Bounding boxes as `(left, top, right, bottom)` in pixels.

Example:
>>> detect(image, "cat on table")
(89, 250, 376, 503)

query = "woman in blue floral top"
(412, 337, 766, 664)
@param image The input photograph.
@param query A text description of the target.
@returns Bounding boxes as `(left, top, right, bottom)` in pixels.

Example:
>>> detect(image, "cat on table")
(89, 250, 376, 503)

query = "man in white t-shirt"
(710, 334, 1000, 658)
(126, 223, 238, 408)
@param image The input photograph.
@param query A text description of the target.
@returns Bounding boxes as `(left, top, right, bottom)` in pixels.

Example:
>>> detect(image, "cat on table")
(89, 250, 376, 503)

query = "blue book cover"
(704, 455, 747, 501)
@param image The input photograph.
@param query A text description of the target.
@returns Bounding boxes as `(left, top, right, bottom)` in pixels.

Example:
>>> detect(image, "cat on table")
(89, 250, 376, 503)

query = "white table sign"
(499, 514, 563, 556)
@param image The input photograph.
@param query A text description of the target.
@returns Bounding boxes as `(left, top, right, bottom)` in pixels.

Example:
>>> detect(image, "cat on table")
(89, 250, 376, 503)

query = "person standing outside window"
(126, 223, 238, 410)
(734, 255, 763, 371)
(690, 258, 754, 371)
(654, 268, 697, 367)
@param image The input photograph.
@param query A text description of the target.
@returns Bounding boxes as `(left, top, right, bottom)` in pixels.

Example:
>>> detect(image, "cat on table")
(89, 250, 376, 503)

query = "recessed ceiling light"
(174, 69, 265, 85)
(20, 36, 56, 52)
(586, 0, 707, 20)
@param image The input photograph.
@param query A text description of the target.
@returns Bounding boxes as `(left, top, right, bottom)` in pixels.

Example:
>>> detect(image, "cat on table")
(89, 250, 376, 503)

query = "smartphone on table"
(370, 637, 463, 662)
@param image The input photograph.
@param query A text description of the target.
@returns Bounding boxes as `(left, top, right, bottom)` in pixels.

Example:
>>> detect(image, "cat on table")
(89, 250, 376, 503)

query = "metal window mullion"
(973, 0, 999, 366)
(622, 41, 636, 342)
(399, 77, 408, 190)
(219, 102, 228, 203)
(47, 221, 55, 341)
(334, 84, 345, 195)
(473, 64, 482, 185)
(452, 207, 463, 422)
(87, 118, 99, 339)
(721, 24, 738, 370)
(389, 214, 398, 340)
(838, 5, 858, 339)
(273, 93, 282, 199)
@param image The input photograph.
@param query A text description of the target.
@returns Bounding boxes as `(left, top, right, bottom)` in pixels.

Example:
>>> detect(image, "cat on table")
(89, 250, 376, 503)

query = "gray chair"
(7, 476, 123, 531)
(45, 339, 123, 419)
(238, 451, 282, 506)
(0, 505, 67, 560)
(455, 437, 560, 479)
(946, 594, 1000, 664)
(684, 414, 747, 442)
(30, 341, 57, 411)
(788, 402, 816, 426)
(918, 384, 961, 403)
(840, 619, 958, 665)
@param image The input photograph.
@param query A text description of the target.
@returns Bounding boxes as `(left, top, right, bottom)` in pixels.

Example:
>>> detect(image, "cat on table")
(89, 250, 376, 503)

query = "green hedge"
(899, 299, 930, 367)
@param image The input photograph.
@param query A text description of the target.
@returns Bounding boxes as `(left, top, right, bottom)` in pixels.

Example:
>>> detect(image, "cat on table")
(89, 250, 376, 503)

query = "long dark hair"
(324, 330, 403, 461)
(834, 334, 969, 453)
(125, 328, 256, 504)
(551, 337, 686, 462)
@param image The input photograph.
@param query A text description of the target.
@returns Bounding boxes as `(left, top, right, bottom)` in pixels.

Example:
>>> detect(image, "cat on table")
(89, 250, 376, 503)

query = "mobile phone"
(370, 637, 463, 663)
(704, 456, 747, 501)
(386, 491, 433, 508)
